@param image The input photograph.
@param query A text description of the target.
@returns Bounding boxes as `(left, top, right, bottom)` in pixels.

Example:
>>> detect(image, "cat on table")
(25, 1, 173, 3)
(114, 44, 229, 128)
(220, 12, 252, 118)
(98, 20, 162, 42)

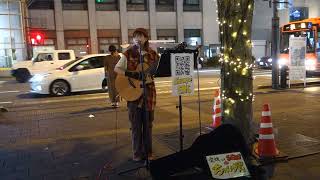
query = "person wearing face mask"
(104, 45, 121, 107)
(114, 28, 159, 161)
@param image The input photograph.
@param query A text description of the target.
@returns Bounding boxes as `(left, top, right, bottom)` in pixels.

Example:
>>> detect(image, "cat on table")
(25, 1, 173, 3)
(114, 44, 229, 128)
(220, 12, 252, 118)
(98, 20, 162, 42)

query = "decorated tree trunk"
(217, 0, 255, 142)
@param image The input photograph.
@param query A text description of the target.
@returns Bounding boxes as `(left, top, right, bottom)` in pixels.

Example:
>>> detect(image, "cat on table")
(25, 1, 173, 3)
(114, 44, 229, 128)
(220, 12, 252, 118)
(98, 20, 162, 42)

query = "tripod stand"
(118, 44, 152, 177)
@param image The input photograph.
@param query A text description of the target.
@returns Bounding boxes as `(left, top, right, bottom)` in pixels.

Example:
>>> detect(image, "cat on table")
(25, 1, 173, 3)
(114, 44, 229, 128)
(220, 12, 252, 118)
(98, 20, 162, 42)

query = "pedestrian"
(114, 28, 159, 161)
(104, 45, 121, 107)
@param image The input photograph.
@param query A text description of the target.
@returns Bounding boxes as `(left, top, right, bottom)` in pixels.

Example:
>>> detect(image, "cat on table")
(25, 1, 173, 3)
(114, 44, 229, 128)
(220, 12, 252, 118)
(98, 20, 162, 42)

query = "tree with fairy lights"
(216, 0, 255, 142)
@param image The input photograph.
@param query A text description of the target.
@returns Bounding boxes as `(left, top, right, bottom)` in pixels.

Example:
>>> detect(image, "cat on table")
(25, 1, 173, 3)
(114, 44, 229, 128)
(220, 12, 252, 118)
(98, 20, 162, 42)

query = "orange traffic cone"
(210, 91, 222, 128)
(255, 104, 279, 157)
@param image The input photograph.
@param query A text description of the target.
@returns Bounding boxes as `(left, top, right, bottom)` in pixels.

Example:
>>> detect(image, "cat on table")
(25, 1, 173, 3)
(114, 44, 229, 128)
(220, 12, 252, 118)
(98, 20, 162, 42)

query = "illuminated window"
(184, 29, 202, 46)
(277, 0, 289, 10)
(0, 0, 25, 67)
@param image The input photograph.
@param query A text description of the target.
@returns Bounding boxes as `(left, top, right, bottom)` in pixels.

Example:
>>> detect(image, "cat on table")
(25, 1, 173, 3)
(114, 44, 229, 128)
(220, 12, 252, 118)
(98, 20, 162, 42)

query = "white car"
(29, 54, 109, 96)
(11, 50, 76, 83)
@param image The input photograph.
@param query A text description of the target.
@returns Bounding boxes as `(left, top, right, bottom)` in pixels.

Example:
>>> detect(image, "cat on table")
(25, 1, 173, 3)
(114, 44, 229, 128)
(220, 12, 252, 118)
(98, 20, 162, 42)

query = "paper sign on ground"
(206, 152, 250, 179)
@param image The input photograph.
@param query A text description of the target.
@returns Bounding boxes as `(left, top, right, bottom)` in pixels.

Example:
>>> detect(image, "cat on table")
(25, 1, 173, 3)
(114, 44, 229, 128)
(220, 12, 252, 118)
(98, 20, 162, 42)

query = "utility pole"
(271, 0, 279, 89)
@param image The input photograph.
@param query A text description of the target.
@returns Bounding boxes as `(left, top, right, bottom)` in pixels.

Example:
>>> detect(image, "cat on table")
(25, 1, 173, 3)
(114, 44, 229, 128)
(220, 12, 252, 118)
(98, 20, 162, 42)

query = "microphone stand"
(139, 42, 151, 170)
(118, 43, 150, 176)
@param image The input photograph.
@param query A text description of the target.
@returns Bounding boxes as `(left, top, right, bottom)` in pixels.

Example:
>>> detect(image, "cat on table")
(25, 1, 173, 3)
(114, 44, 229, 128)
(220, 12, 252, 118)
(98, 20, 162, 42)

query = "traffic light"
(30, 32, 44, 45)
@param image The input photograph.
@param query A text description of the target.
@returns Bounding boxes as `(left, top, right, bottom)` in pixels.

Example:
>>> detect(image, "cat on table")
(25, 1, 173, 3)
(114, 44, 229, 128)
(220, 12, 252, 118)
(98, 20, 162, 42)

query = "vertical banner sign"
(289, 37, 306, 85)
(171, 53, 194, 96)
(206, 152, 250, 179)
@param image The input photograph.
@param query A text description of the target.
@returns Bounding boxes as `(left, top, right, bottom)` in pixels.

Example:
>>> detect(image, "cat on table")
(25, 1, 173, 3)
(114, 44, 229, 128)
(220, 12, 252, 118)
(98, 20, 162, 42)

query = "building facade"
(0, 0, 27, 67)
(1, 0, 320, 67)
(27, 0, 219, 58)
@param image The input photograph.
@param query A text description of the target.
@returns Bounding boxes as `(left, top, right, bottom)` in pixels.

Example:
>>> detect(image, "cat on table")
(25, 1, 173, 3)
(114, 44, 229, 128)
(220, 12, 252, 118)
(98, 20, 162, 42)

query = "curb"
(0, 68, 12, 77)
(257, 81, 320, 89)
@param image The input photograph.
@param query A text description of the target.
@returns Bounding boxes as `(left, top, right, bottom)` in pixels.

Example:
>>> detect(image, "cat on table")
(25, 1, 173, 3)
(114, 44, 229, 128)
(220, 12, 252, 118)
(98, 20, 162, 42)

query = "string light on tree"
(215, 0, 255, 140)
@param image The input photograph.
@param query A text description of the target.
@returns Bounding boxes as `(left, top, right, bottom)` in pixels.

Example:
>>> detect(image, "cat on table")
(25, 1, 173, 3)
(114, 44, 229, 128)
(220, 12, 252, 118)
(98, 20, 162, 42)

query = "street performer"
(114, 28, 159, 161)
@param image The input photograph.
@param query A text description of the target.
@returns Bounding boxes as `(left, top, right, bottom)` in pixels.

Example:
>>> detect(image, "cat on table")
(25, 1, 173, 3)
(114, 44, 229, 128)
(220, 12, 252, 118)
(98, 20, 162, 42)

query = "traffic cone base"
(254, 104, 279, 158)
(255, 139, 279, 157)
(211, 116, 221, 128)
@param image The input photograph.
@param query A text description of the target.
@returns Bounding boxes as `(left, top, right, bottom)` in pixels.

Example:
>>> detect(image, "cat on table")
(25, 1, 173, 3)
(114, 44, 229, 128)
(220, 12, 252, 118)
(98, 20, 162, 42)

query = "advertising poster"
(289, 37, 306, 83)
(171, 53, 194, 96)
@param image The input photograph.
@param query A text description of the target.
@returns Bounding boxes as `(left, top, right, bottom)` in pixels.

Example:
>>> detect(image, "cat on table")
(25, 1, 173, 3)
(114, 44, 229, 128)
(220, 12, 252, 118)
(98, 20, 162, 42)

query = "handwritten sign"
(289, 37, 306, 81)
(171, 53, 194, 96)
(206, 152, 250, 179)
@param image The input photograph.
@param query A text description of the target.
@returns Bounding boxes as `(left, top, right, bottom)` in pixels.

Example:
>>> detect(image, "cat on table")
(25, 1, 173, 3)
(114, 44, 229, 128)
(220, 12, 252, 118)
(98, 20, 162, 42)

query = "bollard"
(280, 66, 289, 88)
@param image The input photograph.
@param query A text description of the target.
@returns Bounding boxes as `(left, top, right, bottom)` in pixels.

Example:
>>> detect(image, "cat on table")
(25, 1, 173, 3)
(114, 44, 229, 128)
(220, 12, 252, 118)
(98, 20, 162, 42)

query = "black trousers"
(128, 103, 154, 158)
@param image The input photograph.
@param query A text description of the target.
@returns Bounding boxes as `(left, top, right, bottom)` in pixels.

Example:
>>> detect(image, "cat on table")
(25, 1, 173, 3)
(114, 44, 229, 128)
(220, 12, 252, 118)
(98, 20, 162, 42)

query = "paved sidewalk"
(0, 85, 320, 179)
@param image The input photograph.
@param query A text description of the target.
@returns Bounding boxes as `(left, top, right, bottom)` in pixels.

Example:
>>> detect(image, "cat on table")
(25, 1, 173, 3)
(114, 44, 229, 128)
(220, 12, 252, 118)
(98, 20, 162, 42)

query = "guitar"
(115, 63, 153, 101)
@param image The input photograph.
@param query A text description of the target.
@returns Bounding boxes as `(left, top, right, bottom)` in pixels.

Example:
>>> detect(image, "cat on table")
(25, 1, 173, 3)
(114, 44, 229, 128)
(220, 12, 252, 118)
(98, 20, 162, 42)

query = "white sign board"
(289, 37, 306, 86)
(171, 53, 194, 96)
(206, 152, 250, 179)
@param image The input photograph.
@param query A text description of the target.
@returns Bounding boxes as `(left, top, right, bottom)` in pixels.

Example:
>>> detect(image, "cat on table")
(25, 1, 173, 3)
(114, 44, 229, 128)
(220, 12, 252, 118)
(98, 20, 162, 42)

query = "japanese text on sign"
(289, 37, 306, 81)
(206, 152, 250, 179)
(171, 53, 194, 96)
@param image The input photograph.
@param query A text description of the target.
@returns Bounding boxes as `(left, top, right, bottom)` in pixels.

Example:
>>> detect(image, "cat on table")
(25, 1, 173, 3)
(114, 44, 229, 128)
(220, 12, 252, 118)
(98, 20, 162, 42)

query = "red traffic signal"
(36, 34, 42, 41)
(30, 32, 44, 45)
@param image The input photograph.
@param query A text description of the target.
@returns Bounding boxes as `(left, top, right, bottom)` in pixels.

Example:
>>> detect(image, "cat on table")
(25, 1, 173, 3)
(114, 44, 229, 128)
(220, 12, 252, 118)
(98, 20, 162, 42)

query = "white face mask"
(133, 34, 147, 46)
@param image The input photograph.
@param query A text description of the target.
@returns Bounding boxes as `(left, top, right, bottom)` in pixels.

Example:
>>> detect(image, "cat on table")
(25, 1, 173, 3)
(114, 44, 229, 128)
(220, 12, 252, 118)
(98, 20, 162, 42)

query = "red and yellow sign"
(206, 152, 250, 179)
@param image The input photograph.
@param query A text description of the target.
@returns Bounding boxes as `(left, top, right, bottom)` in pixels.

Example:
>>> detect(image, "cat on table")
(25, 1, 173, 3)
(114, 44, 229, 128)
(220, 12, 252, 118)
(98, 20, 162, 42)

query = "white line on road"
(254, 74, 272, 77)
(197, 69, 220, 73)
(156, 85, 171, 87)
(14, 86, 220, 106)
(155, 80, 172, 83)
(0, 90, 20, 94)
(0, 101, 12, 104)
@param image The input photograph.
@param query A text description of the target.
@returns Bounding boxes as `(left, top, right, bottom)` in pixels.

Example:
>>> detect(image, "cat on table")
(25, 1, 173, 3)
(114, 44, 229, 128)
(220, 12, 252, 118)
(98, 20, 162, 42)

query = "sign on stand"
(171, 53, 194, 96)
(289, 37, 306, 87)
(206, 152, 250, 179)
